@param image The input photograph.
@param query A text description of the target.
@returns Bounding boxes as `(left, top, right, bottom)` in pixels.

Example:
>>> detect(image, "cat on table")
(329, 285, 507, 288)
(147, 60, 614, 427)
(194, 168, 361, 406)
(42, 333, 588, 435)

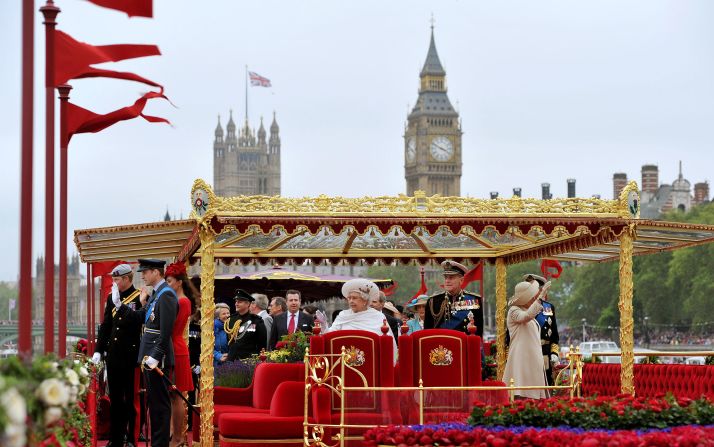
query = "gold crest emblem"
(429, 345, 454, 366)
(344, 346, 365, 367)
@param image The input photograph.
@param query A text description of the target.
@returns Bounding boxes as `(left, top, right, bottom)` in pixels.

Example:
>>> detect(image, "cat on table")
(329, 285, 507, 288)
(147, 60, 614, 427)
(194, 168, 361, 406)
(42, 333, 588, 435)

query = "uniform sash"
(144, 287, 173, 324)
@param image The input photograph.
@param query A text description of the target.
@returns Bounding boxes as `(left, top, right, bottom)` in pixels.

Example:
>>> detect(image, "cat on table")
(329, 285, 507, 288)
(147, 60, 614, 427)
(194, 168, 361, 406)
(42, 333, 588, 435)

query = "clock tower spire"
(404, 22, 462, 196)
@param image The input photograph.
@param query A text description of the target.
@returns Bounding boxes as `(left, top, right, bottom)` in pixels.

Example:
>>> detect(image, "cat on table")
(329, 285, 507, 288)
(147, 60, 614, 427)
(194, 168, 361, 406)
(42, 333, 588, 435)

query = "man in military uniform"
(424, 260, 483, 336)
(93, 264, 142, 447)
(524, 273, 560, 386)
(226, 289, 267, 361)
(114, 259, 177, 447)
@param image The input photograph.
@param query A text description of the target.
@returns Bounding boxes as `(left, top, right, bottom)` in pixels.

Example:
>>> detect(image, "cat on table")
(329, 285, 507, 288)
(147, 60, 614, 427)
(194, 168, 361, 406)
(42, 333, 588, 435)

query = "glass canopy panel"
(229, 231, 284, 249)
(216, 229, 240, 244)
(351, 226, 421, 250)
(637, 229, 714, 241)
(418, 230, 484, 250)
(553, 252, 614, 261)
(479, 227, 530, 247)
(281, 230, 350, 250)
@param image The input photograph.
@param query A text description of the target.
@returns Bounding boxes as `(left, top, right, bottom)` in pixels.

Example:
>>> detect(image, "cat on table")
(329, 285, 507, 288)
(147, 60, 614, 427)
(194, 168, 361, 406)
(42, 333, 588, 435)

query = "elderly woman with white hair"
(324, 278, 398, 353)
(213, 302, 231, 366)
(502, 280, 551, 399)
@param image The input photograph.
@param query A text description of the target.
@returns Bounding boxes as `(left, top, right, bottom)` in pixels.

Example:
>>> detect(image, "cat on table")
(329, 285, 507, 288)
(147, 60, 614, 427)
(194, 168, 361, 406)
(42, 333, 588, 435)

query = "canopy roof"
(74, 179, 714, 266)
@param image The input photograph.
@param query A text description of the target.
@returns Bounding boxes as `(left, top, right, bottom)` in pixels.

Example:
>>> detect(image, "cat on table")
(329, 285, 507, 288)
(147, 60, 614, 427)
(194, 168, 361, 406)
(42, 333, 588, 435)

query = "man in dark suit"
(93, 264, 142, 447)
(269, 289, 314, 350)
(114, 259, 177, 447)
(371, 291, 401, 344)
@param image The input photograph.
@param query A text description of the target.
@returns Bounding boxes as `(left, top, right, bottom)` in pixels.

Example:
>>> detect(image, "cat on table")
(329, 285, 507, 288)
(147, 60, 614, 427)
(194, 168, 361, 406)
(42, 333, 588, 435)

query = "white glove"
(550, 353, 559, 365)
(111, 283, 121, 308)
(192, 365, 201, 375)
(91, 353, 101, 364)
(144, 356, 159, 370)
(315, 310, 327, 327)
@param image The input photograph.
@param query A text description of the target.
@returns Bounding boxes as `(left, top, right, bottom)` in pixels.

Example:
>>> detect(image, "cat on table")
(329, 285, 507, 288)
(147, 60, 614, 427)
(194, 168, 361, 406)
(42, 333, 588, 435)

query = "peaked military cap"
(441, 260, 468, 276)
(111, 263, 133, 277)
(233, 289, 255, 302)
(137, 258, 166, 272)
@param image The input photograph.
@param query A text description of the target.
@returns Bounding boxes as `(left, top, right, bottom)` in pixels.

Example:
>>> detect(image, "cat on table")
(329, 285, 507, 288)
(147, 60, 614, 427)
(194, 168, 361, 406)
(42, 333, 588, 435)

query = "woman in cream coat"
(502, 280, 551, 399)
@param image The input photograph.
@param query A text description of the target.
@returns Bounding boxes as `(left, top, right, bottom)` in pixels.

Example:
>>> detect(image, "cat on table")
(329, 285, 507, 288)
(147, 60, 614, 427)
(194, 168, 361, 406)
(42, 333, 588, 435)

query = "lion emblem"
(429, 345, 454, 366)
(344, 346, 366, 367)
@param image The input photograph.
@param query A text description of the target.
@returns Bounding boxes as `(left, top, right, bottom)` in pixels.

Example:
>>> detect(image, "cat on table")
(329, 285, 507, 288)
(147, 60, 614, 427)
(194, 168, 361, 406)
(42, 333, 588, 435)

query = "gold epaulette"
(224, 318, 242, 344)
(112, 289, 141, 317)
(462, 290, 482, 298)
(551, 343, 560, 355)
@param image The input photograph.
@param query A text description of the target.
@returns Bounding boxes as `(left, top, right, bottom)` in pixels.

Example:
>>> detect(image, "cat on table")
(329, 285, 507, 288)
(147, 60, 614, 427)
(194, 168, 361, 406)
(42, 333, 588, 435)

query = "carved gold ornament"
(429, 345, 454, 366)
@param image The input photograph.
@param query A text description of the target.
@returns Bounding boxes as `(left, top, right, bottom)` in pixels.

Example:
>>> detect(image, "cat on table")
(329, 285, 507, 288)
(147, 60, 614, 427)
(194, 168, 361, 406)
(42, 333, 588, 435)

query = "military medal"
(149, 312, 155, 322)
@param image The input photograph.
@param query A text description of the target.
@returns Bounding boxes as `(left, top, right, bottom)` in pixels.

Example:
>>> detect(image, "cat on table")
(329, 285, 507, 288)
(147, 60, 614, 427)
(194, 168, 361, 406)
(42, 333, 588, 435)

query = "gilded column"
(618, 226, 635, 395)
(495, 258, 507, 381)
(198, 226, 216, 447)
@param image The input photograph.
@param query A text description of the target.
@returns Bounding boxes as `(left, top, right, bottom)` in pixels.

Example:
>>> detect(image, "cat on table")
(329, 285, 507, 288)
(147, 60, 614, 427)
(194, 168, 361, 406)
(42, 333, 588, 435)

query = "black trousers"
(106, 359, 138, 444)
(144, 367, 172, 447)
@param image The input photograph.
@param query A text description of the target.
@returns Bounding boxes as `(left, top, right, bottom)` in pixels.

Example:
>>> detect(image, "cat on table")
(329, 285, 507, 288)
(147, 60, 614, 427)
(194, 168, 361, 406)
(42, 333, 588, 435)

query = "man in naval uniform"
(524, 273, 560, 386)
(226, 289, 267, 361)
(93, 264, 142, 447)
(424, 260, 483, 336)
(113, 259, 177, 447)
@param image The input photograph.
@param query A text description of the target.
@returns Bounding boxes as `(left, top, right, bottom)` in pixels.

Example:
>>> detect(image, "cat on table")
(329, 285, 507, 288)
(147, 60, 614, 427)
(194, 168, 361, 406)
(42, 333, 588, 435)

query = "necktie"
(288, 313, 296, 334)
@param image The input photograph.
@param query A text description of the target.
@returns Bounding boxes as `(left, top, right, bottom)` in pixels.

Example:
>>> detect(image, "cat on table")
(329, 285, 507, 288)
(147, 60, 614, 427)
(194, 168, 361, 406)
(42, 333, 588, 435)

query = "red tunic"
(172, 296, 193, 391)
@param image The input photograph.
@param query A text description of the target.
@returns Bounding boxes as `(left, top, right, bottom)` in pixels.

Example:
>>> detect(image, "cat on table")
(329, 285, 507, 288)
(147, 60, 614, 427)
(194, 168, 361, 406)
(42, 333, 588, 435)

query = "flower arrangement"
(266, 331, 311, 363)
(364, 423, 714, 447)
(0, 354, 94, 447)
(214, 357, 258, 388)
(468, 394, 714, 430)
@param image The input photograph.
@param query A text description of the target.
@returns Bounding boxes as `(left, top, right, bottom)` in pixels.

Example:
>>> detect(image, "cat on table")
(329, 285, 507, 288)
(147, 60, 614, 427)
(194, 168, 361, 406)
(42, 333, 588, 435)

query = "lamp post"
(581, 318, 587, 342)
(644, 316, 650, 349)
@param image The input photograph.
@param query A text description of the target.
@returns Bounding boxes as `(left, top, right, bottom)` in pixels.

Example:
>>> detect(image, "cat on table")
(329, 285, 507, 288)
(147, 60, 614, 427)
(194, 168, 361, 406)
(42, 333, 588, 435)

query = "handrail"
(592, 351, 714, 357)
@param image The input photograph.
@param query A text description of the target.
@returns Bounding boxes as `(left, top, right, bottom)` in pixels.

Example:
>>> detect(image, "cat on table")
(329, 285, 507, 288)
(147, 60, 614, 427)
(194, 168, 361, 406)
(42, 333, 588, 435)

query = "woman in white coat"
(502, 280, 551, 399)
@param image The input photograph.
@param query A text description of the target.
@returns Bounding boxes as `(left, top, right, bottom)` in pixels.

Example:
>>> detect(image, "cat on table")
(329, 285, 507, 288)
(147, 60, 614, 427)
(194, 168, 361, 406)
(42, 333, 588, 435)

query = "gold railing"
(303, 346, 584, 447)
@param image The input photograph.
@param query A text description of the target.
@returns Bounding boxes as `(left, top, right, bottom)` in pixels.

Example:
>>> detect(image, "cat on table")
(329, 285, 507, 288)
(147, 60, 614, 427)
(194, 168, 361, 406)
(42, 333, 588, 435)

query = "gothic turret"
(214, 115, 224, 142)
(257, 116, 267, 146)
(226, 110, 236, 140)
(269, 112, 280, 155)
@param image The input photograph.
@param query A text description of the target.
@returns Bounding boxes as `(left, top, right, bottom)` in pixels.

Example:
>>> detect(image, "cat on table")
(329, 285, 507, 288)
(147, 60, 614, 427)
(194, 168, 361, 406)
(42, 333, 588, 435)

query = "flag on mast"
(248, 71, 272, 87)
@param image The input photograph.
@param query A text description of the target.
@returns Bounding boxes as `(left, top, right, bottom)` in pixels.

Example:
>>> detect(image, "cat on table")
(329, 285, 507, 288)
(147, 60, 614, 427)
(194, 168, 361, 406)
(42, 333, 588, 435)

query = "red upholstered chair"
(192, 362, 305, 443)
(309, 329, 401, 444)
(218, 381, 315, 447)
(397, 329, 497, 423)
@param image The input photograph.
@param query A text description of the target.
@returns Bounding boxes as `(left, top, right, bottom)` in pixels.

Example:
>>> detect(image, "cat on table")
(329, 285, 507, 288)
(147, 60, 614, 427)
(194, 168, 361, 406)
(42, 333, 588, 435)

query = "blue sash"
(144, 287, 173, 324)
(439, 309, 471, 330)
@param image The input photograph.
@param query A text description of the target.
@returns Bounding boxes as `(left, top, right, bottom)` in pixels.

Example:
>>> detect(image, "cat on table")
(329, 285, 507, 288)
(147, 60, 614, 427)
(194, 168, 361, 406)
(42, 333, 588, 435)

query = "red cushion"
(218, 412, 312, 439)
(270, 381, 310, 417)
(214, 404, 268, 423)
(251, 362, 305, 409)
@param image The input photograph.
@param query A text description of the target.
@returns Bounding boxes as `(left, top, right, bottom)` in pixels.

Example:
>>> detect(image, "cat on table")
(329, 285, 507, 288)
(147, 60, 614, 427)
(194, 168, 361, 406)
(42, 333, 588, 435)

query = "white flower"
(79, 366, 89, 378)
(0, 388, 26, 425)
(65, 368, 80, 386)
(50, 362, 59, 371)
(68, 385, 78, 403)
(36, 378, 70, 406)
(78, 383, 86, 397)
(73, 359, 80, 365)
(4, 422, 27, 447)
(44, 406, 63, 426)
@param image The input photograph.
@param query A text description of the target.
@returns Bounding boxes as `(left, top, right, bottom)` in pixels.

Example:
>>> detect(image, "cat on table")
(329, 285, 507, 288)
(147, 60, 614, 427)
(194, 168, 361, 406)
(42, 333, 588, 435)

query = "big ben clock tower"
(404, 24, 462, 196)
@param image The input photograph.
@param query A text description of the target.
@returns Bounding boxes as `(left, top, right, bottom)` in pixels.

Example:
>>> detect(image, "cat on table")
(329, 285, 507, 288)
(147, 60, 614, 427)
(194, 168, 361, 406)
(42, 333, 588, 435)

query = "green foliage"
(0, 282, 18, 321)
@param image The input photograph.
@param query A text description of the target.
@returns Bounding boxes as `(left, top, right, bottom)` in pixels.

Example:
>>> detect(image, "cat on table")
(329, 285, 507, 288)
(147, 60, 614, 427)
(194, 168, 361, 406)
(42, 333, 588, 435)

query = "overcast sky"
(2, 0, 714, 281)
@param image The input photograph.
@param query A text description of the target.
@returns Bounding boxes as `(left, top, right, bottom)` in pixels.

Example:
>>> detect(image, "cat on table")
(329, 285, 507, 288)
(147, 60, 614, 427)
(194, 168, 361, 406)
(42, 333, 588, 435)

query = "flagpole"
(18, 0, 35, 358)
(58, 83, 72, 358)
(245, 65, 248, 122)
(40, 0, 60, 354)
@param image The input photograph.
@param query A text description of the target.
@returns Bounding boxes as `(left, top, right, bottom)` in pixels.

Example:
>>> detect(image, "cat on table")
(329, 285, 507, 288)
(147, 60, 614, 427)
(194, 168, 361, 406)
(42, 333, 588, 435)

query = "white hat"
(383, 301, 399, 315)
(509, 281, 539, 307)
(341, 278, 380, 304)
(111, 264, 132, 277)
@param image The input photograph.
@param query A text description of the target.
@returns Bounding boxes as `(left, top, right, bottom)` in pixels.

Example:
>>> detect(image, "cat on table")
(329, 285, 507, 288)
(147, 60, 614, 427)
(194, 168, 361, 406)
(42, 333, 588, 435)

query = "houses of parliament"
(212, 26, 461, 198)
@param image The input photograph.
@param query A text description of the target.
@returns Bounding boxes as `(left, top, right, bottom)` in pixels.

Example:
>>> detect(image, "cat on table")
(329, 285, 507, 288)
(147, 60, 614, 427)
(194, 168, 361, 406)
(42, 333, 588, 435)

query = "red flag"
(67, 91, 170, 141)
(540, 259, 563, 279)
(85, 0, 153, 18)
(55, 30, 161, 86)
(410, 271, 427, 302)
(460, 261, 483, 289)
(74, 66, 163, 90)
(91, 261, 122, 302)
(381, 282, 398, 297)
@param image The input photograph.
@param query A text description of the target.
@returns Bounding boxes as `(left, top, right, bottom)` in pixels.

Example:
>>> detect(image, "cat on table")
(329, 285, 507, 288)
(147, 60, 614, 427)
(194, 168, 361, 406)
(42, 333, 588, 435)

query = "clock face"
(430, 136, 454, 161)
(406, 137, 416, 163)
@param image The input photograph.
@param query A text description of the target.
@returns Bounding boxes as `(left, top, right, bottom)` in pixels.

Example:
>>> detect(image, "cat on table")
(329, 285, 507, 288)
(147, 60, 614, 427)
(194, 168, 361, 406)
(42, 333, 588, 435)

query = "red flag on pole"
(85, 0, 153, 18)
(66, 91, 170, 141)
(54, 30, 161, 86)
(540, 259, 563, 279)
(381, 281, 398, 297)
(409, 269, 427, 302)
(460, 261, 483, 289)
(91, 261, 122, 305)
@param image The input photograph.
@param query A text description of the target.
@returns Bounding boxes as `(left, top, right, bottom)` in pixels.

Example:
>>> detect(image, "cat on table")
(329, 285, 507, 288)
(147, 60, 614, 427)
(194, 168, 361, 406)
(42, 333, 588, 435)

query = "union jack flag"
(249, 71, 272, 87)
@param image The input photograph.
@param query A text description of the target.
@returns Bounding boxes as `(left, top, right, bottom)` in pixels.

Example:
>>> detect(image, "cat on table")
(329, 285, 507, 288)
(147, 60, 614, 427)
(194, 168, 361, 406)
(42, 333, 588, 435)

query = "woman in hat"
(406, 295, 429, 335)
(165, 262, 199, 447)
(502, 280, 551, 399)
(325, 278, 398, 355)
